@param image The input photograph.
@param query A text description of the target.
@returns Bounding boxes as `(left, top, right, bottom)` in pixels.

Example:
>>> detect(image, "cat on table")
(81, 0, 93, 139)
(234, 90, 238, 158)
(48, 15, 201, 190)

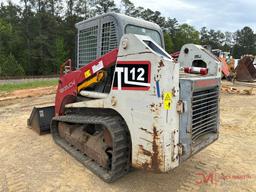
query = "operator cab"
(75, 13, 164, 69)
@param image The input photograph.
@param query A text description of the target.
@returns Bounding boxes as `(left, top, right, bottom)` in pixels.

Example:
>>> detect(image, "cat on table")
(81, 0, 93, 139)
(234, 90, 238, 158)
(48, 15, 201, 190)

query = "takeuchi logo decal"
(59, 80, 76, 93)
(113, 61, 151, 91)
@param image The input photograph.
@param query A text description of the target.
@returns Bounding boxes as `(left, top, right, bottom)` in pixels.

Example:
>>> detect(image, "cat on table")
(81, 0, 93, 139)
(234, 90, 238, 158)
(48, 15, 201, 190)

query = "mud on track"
(0, 86, 255, 192)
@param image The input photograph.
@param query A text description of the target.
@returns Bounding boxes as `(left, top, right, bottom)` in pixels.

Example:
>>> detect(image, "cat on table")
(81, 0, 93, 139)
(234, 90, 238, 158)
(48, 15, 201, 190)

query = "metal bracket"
(176, 100, 184, 113)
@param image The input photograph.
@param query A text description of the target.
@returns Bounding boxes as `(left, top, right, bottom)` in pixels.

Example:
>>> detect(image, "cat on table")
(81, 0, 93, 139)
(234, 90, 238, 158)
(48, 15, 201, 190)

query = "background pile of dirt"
(0, 86, 56, 103)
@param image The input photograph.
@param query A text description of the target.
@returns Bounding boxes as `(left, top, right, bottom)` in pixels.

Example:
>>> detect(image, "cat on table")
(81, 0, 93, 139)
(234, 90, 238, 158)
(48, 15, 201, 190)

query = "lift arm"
(55, 49, 118, 115)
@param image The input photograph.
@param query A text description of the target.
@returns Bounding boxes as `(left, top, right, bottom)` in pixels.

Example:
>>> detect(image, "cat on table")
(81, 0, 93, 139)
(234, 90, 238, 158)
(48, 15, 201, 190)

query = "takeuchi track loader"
(28, 13, 221, 182)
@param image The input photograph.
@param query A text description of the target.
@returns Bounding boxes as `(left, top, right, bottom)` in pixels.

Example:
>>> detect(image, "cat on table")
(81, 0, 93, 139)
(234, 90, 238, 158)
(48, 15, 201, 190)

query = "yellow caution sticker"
(84, 69, 91, 78)
(164, 92, 172, 110)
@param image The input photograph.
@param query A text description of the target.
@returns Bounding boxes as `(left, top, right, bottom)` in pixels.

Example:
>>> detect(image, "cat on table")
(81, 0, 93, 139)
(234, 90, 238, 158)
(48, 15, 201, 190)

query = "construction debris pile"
(221, 84, 254, 95)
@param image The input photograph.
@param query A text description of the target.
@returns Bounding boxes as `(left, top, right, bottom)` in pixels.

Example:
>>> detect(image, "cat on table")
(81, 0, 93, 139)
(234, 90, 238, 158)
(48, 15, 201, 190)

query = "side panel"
(104, 34, 180, 172)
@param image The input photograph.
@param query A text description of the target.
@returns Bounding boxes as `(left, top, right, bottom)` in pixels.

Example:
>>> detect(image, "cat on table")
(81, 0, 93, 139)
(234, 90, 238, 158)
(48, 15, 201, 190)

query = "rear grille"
(78, 26, 98, 66)
(78, 22, 117, 68)
(101, 22, 118, 56)
(192, 87, 219, 141)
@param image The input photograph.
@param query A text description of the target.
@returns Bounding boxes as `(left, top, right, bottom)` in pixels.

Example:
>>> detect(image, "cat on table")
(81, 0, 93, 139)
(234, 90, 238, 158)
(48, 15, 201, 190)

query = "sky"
(122, 0, 256, 32)
(1, 0, 255, 32)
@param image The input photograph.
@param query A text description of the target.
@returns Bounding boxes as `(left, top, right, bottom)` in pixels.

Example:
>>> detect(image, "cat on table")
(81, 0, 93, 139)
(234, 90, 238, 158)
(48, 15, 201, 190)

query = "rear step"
(51, 113, 131, 183)
(27, 106, 55, 135)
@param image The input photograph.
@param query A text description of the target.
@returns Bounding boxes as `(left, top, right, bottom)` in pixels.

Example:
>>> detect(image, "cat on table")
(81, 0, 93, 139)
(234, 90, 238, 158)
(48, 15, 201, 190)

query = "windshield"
(125, 25, 162, 47)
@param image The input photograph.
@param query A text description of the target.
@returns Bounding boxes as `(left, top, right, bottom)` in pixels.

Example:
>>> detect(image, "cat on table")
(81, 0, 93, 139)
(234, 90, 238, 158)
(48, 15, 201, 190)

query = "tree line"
(0, 0, 255, 76)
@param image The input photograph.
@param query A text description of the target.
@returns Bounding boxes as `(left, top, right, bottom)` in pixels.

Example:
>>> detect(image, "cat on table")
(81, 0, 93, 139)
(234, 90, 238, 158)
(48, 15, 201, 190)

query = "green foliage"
(199, 27, 235, 52)
(163, 18, 179, 36)
(0, 18, 11, 54)
(0, 0, 255, 76)
(139, 9, 166, 27)
(232, 27, 256, 58)
(54, 37, 68, 72)
(0, 53, 25, 77)
(74, 1, 90, 19)
(173, 24, 200, 51)
(121, 0, 138, 17)
(200, 27, 226, 49)
(90, 0, 119, 16)
(163, 32, 174, 53)
(0, 18, 11, 34)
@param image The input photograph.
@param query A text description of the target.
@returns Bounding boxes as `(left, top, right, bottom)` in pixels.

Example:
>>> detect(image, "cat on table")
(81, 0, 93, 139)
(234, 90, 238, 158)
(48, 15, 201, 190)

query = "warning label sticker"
(164, 92, 172, 110)
(92, 60, 104, 73)
(84, 70, 91, 78)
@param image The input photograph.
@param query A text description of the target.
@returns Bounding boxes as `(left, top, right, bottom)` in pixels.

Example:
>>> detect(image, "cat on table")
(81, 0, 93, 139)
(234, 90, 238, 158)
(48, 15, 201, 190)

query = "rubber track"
(51, 113, 130, 183)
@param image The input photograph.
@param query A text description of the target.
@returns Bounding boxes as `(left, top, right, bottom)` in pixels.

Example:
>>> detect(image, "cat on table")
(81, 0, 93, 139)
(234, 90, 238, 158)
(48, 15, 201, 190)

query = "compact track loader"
(28, 13, 221, 182)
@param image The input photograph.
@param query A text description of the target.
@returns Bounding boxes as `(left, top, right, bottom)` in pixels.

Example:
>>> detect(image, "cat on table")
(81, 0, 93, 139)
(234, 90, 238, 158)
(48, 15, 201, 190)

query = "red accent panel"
(170, 51, 180, 60)
(55, 49, 118, 115)
(77, 49, 118, 83)
(194, 79, 218, 88)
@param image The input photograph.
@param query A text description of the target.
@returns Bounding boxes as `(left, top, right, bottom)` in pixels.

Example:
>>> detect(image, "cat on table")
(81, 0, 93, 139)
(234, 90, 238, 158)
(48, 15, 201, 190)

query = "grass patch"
(0, 79, 58, 93)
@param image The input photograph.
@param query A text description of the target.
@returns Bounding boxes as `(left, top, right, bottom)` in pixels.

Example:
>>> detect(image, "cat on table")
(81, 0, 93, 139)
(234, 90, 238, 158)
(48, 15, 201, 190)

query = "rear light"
(184, 67, 208, 75)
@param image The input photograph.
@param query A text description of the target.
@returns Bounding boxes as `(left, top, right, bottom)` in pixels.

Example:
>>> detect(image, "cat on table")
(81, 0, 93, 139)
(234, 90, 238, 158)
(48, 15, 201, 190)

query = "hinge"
(177, 143, 184, 156)
(176, 100, 184, 113)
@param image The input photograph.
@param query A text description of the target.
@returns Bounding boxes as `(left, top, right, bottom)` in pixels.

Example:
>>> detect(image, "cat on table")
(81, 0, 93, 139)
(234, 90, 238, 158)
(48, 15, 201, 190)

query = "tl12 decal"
(113, 61, 151, 90)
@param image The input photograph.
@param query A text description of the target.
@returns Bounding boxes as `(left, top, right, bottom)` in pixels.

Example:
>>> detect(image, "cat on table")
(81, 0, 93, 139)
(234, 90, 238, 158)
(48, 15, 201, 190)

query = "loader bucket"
(235, 56, 256, 82)
(27, 106, 55, 135)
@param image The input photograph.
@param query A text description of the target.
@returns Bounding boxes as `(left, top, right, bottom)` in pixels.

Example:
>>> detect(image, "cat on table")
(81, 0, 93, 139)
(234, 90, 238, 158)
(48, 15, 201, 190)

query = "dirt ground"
(0, 83, 255, 192)
(0, 86, 56, 102)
